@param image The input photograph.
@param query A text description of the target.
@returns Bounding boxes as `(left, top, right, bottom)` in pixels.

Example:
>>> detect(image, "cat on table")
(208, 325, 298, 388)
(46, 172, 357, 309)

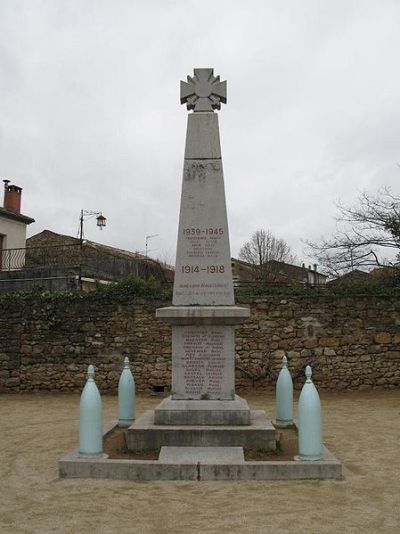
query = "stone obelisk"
(156, 69, 250, 425)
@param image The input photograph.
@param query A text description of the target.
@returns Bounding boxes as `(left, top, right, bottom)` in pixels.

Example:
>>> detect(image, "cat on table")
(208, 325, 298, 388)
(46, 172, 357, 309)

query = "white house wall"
(0, 217, 27, 269)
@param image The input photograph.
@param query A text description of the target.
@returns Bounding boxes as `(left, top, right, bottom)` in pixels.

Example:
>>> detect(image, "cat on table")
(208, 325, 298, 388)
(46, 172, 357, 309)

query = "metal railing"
(0, 247, 27, 271)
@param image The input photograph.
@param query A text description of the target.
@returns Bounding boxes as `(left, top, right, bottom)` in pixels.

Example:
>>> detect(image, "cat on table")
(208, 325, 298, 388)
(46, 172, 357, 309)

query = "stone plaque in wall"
(171, 324, 235, 400)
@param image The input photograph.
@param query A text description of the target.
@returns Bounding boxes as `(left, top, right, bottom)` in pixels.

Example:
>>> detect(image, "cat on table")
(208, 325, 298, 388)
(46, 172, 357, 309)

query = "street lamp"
(79, 209, 107, 246)
(96, 213, 106, 229)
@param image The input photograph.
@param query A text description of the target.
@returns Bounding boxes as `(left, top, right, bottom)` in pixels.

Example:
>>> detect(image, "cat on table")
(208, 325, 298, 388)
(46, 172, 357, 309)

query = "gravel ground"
(0, 390, 399, 534)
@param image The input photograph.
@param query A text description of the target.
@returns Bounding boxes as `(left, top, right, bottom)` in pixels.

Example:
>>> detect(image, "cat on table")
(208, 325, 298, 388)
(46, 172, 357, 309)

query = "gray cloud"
(1, 0, 399, 266)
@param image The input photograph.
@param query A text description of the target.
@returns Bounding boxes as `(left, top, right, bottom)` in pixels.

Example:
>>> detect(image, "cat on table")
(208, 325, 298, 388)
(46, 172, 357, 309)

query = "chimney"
(3, 181, 22, 213)
(313, 264, 317, 272)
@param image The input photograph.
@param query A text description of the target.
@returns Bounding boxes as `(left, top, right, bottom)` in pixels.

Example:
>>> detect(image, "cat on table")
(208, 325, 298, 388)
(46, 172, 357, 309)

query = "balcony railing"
(0, 247, 27, 271)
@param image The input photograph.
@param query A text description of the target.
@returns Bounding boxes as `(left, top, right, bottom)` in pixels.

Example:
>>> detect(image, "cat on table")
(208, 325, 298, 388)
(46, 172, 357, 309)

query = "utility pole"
(145, 234, 159, 280)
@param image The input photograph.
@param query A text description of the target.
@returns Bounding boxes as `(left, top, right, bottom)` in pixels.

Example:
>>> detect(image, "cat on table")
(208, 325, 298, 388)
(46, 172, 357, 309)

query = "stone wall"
(0, 294, 399, 393)
(236, 296, 399, 391)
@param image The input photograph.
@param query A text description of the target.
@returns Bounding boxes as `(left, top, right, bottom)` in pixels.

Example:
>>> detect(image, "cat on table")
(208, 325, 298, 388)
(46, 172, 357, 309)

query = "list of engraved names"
(173, 326, 234, 399)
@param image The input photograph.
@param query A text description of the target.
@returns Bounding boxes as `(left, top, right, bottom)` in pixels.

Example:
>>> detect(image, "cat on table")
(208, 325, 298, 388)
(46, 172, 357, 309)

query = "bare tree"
(307, 188, 400, 277)
(239, 229, 296, 282)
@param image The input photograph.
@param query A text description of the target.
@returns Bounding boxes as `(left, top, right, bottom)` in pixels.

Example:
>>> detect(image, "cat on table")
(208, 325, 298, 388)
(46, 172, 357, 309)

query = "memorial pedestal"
(126, 410, 276, 451)
(154, 396, 251, 425)
(156, 305, 250, 424)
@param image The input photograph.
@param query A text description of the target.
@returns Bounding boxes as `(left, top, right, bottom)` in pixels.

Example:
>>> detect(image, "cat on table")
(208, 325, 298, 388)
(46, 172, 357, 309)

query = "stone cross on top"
(180, 68, 227, 112)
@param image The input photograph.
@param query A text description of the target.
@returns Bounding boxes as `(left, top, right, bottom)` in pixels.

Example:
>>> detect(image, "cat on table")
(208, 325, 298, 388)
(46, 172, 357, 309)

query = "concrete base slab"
(199, 447, 342, 481)
(118, 419, 135, 428)
(126, 409, 276, 451)
(154, 395, 251, 425)
(159, 446, 245, 464)
(59, 425, 342, 481)
(273, 419, 296, 429)
(59, 448, 198, 480)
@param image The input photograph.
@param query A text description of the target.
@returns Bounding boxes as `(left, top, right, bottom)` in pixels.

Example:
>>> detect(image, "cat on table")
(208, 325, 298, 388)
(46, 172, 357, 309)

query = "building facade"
(231, 257, 327, 286)
(0, 182, 35, 270)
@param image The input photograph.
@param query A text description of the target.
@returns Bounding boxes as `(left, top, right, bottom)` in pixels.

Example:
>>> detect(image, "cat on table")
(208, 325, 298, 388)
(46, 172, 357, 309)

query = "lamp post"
(77, 209, 107, 290)
(79, 209, 107, 247)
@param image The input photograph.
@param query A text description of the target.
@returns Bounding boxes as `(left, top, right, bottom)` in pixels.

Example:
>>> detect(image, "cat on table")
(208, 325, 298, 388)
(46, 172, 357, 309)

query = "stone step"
(126, 409, 276, 451)
(154, 395, 251, 425)
(60, 442, 343, 481)
(159, 446, 244, 464)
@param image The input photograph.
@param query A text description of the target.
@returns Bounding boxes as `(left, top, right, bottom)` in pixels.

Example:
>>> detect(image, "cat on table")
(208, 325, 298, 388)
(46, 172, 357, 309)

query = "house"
(0, 181, 35, 270)
(327, 269, 373, 287)
(231, 257, 327, 287)
(369, 265, 400, 281)
(0, 228, 174, 293)
(328, 265, 400, 287)
(231, 258, 256, 286)
(28, 230, 174, 288)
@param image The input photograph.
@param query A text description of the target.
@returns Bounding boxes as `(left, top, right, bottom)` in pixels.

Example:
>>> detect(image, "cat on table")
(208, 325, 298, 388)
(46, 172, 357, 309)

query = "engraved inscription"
(172, 325, 235, 400)
(182, 228, 225, 260)
(175, 224, 231, 299)
(182, 328, 224, 396)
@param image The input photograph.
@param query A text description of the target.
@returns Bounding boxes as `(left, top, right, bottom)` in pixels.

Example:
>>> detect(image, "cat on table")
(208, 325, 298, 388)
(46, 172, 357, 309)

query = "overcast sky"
(1, 0, 399, 266)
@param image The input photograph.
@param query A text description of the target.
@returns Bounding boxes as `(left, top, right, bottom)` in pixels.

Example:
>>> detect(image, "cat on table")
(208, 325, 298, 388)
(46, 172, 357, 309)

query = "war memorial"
(59, 69, 342, 480)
